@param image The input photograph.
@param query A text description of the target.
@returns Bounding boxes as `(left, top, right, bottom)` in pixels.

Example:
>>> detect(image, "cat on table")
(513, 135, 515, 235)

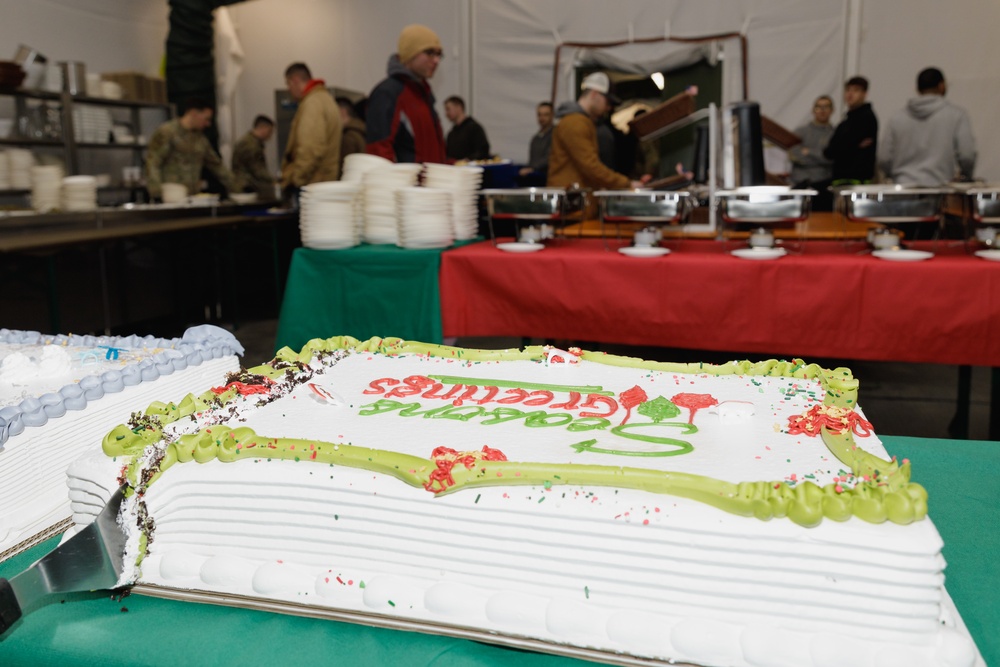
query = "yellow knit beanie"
(398, 24, 442, 64)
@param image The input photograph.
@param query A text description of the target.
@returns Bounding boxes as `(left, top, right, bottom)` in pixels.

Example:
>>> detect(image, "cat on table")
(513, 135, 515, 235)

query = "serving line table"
(0, 204, 296, 332)
(0, 436, 994, 666)
(561, 211, 877, 240)
(274, 241, 480, 354)
(441, 238, 1000, 437)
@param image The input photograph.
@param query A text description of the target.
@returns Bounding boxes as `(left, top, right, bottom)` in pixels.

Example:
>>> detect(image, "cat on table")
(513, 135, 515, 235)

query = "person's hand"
(639, 174, 653, 184)
(629, 180, 646, 189)
(518, 167, 533, 177)
(859, 137, 873, 149)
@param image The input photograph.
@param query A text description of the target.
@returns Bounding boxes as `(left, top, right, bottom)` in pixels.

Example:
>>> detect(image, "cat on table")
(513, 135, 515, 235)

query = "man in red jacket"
(366, 24, 447, 164)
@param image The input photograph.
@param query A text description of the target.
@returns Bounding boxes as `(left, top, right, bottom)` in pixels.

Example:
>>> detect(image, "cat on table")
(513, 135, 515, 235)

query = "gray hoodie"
(878, 95, 976, 186)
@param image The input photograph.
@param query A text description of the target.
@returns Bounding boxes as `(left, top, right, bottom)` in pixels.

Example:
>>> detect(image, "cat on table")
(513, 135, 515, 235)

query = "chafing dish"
(966, 188, 1000, 224)
(838, 185, 948, 223)
(716, 187, 815, 223)
(594, 190, 692, 224)
(480, 188, 580, 220)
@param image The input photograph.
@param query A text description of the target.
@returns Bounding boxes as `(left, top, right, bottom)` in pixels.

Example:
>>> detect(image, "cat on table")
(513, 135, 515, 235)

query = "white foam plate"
(731, 247, 787, 260)
(618, 246, 670, 258)
(497, 242, 544, 253)
(872, 249, 934, 262)
(973, 249, 1000, 262)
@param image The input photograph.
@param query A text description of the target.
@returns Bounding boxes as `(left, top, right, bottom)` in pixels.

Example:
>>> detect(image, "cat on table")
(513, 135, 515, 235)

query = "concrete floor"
(232, 319, 993, 441)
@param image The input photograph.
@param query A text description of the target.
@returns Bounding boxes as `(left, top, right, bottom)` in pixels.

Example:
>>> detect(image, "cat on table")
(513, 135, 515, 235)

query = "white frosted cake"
(66, 337, 980, 667)
(0, 325, 242, 560)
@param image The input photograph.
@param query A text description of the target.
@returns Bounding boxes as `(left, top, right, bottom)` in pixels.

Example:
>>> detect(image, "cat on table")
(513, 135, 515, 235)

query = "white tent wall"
(0, 0, 167, 76)
(1, 0, 996, 182)
(225, 0, 467, 173)
(856, 0, 1000, 183)
(472, 0, 849, 166)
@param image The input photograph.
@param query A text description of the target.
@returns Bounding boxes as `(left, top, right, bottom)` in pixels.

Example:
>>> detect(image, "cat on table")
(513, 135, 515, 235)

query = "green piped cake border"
(102, 336, 927, 528)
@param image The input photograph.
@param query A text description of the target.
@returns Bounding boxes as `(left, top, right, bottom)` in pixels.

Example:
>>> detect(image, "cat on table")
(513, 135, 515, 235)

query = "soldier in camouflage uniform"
(145, 100, 235, 200)
(232, 115, 276, 199)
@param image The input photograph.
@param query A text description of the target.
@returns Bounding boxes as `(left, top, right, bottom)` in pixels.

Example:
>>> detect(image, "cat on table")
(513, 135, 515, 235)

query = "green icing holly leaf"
(637, 396, 681, 423)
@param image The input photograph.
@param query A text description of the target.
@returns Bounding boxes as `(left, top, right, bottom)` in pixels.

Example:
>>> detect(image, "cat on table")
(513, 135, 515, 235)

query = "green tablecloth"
(274, 244, 448, 353)
(1, 436, 996, 666)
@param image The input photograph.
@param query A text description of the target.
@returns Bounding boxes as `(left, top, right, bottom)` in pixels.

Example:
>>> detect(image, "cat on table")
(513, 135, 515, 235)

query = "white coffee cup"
(161, 182, 187, 204)
(520, 225, 542, 243)
(633, 228, 656, 247)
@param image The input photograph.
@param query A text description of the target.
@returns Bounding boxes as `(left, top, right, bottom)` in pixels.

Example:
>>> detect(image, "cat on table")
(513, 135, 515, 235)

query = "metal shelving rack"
(0, 88, 172, 186)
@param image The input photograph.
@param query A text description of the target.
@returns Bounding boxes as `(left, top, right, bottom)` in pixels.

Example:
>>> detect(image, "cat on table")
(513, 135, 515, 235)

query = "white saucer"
(872, 249, 934, 262)
(497, 242, 544, 253)
(618, 246, 670, 258)
(731, 247, 787, 260)
(974, 249, 1000, 262)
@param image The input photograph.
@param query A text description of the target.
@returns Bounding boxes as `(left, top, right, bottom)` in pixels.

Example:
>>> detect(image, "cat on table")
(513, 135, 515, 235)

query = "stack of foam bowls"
(299, 181, 363, 249)
(395, 187, 454, 249)
(61, 175, 98, 211)
(8, 149, 35, 189)
(31, 165, 64, 212)
(341, 153, 392, 184)
(423, 163, 483, 240)
(362, 163, 423, 244)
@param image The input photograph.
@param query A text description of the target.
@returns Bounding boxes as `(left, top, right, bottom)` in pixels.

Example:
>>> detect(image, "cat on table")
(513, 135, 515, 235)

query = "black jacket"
(824, 102, 878, 182)
(446, 117, 491, 161)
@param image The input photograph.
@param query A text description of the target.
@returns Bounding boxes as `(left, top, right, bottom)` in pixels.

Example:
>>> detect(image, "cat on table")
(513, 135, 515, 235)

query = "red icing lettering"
(550, 391, 582, 410)
(579, 394, 619, 418)
(452, 385, 480, 406)
(385, 375, 435, 398)
(363, 378, 399, 395)
(420, 383, 448, 399)
(497, 388, 529, 404)
(475, 386, 500, 405)
(523, 390, 554, 406)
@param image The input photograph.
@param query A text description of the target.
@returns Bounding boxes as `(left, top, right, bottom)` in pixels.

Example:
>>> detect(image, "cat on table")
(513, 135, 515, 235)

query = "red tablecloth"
(440, 239, 1000, 366)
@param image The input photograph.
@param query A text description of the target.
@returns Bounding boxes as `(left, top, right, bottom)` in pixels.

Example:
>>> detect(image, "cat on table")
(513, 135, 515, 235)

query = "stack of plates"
(31, 165, 63, 212)
(395, 187, 453, 249)
(423, 163, 483, 240)
(341, 153, 392, 183)
(8, 149, 35, 189)
(299, 181, 363, 249)
(72, 106, 113, 144)
(362, 163, 423, 244)
(61, 175, 98, 212)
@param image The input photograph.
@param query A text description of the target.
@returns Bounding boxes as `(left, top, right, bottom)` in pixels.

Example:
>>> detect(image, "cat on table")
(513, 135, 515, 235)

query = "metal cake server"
(0, 486, 128, 634)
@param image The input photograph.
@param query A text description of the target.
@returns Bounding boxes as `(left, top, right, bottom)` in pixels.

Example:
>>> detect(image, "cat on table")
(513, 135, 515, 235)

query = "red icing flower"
(618, 385, 649, 425)
(787, 405, 873, 437)
(671, 393, 719, 425)
(424, 446, 509, 493)
(210, 377, 274, 396)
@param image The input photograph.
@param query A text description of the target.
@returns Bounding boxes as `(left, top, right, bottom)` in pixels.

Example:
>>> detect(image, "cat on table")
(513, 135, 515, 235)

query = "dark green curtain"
(165, 0, 244, 150)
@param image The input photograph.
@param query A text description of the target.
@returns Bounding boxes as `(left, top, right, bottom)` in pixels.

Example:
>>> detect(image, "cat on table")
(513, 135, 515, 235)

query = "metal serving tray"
(967, 188, 1000, 224)
(480, 188, 575, 221)
(594, 190, 691, 224)
(838, 185, 948, 223)
(716, 188, 815, 224)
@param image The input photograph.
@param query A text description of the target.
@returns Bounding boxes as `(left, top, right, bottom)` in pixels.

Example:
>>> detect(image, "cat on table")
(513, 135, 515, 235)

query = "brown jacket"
(339, 116, 367, 175)
(547, 105, 629, 190)
(281, 84, 342, 186)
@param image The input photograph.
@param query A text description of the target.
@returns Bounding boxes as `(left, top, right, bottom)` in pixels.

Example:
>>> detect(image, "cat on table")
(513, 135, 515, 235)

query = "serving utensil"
(0, 486, 127, 634)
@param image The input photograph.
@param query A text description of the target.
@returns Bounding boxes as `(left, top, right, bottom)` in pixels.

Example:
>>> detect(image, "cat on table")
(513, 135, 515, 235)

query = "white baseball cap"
(580, 72, 620, 105)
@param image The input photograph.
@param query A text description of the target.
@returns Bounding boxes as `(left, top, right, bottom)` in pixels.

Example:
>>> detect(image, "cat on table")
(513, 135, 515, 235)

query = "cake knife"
(0, 486, 127, 635)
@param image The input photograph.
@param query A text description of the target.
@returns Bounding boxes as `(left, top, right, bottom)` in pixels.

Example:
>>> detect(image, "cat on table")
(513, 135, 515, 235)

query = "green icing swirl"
(103, 335, 926, 527)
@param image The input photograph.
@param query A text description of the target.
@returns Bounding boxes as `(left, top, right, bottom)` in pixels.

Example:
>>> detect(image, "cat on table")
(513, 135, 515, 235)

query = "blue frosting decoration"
(0, 325, 244, 450)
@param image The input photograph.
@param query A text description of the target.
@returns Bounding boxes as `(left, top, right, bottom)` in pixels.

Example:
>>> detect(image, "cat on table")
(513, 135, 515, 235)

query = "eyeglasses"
(423, 48, 444, 59)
